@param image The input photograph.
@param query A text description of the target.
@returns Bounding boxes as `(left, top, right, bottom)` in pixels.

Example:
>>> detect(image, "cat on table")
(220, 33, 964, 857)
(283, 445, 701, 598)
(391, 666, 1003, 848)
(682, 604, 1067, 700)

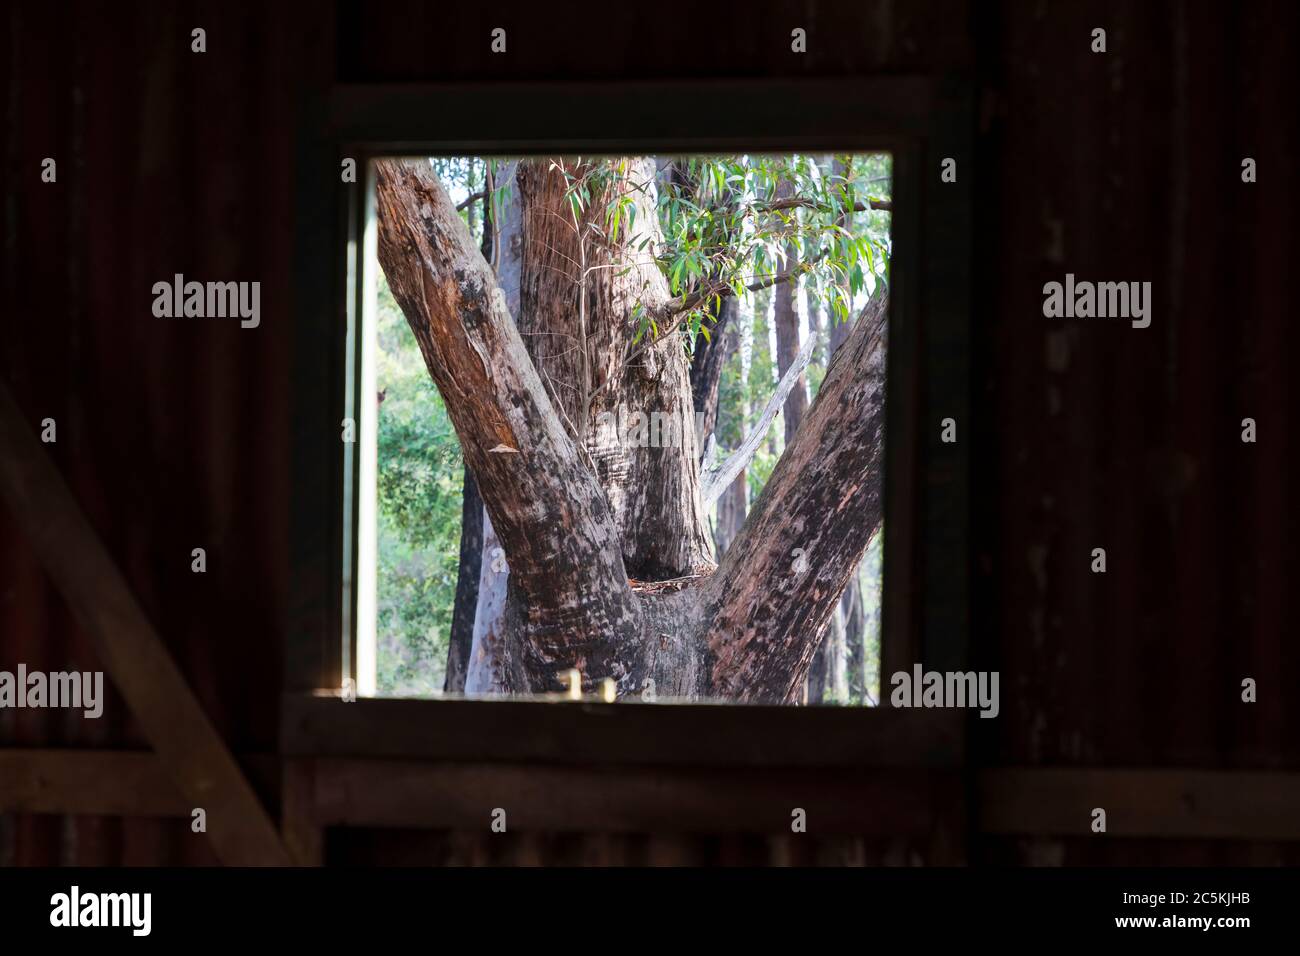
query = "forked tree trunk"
(376, 158, 885, 702)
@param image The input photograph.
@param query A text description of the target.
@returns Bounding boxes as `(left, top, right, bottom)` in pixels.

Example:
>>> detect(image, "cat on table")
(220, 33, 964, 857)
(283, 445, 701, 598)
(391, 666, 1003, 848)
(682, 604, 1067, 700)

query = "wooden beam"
(0, 750, 188, 817)
(9, 752, 1300, 844)
(281, 692, 965, 768)
(979, 768, 1300, 841)
(0, 382, 292, 865)
(311, 758, 962, 836)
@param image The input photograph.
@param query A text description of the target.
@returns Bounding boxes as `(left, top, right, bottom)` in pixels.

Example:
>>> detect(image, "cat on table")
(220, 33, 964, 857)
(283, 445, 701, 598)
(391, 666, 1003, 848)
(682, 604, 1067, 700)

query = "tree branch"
(664, 248, 829, 318)
(456, 189, 487, 211)
(701, 330, 815, 506)
(593, 248, 829, 398)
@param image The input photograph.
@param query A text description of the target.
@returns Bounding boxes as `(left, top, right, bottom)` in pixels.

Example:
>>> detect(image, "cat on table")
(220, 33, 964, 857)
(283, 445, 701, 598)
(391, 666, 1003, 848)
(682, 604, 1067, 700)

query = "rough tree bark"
(376, 158, 885, 702)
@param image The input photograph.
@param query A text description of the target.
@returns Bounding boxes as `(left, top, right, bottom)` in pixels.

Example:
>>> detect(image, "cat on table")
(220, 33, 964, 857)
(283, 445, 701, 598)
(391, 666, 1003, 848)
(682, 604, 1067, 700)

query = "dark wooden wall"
(2, 0, 1296, 865)
(973, 0, 1299, 864)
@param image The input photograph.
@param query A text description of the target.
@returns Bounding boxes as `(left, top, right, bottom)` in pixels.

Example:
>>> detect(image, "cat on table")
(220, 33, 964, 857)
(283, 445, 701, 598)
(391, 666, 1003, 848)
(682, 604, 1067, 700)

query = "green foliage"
(374, 275, 464, 695)
(536, 153, 892, 349)
(649, 153, 891, 344)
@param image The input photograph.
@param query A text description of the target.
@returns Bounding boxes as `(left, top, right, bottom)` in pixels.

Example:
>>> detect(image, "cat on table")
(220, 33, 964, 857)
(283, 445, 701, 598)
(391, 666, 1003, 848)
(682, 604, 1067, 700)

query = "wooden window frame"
(287, 77, 972, 771)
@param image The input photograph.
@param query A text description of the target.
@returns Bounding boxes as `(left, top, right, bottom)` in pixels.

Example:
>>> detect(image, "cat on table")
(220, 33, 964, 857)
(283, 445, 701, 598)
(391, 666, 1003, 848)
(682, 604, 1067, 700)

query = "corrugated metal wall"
(2, 0, 1296, 865)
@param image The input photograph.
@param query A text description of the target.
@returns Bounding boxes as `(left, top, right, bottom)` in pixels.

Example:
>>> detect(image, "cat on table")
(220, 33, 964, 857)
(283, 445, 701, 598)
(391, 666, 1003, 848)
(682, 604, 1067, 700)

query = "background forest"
(372, 153, 890, 704)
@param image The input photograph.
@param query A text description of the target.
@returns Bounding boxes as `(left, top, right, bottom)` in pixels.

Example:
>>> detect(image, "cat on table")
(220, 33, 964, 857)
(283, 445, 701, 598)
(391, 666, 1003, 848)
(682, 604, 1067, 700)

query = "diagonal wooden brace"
(0, 381, 291, 865)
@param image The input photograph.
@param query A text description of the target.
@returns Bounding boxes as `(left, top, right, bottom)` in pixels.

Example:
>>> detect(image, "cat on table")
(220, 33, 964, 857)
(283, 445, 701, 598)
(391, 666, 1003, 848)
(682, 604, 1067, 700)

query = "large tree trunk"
(375, 158, 885, 702)
(515, 158, 711, 580)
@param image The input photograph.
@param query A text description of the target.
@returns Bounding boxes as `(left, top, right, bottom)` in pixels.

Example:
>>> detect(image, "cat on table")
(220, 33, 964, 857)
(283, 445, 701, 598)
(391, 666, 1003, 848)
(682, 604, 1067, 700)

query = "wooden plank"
(0, 382, 291, 865)
(10, 752, 1299, 844)
(281, 692, 965, 768)
(979, 768, 1300, 840)
(327, 78, 937, 152)
(312, 758, 961, 836)
(0, 750, 188, 817)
